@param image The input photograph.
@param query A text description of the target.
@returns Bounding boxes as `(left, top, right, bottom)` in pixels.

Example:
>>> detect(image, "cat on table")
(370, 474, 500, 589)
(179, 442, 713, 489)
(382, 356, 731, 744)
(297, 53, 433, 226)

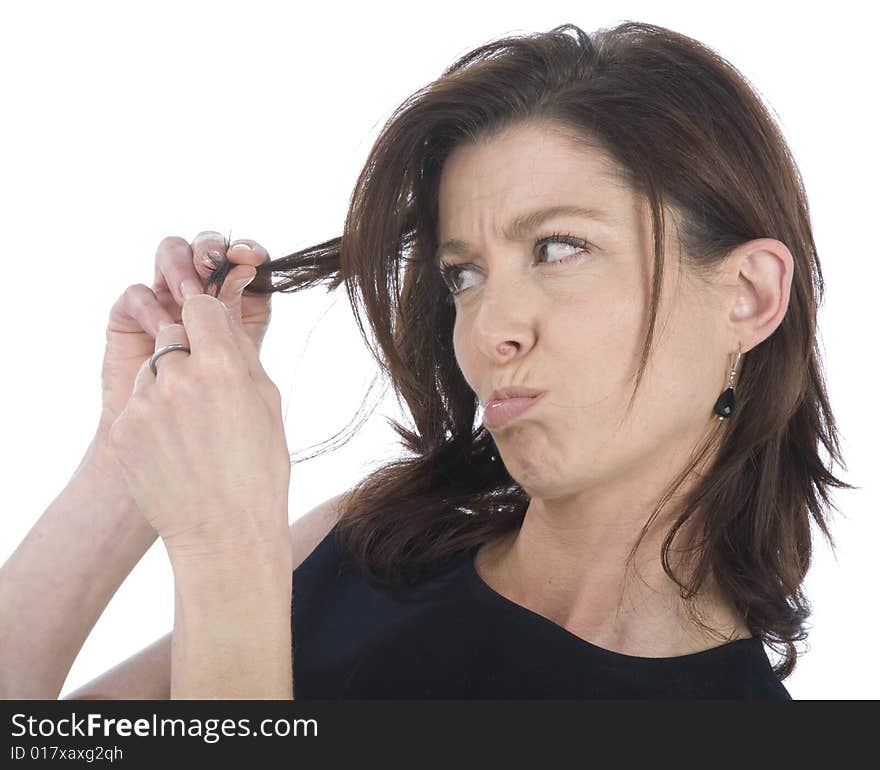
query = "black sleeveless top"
(291, 523, 793, 699)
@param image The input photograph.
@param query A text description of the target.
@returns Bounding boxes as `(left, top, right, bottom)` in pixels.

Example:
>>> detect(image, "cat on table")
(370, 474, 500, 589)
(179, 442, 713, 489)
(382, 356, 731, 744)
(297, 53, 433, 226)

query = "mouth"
(486, 385, 546, 403)
(482, 390, 546, 430)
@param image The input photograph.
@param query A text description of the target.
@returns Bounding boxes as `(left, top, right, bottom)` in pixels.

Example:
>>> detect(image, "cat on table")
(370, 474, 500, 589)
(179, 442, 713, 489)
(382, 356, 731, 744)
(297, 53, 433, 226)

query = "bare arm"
(0, 433, 158, 700)
(0, 231, 276, 701)
(60, 491, 346, 700)
(169, 535, 294, 699)
(61, 632, 172, 700)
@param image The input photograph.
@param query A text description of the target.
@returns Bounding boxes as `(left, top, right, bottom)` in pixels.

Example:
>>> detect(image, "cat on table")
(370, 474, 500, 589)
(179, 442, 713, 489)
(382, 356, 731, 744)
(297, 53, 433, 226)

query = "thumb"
(220, 266, 257, 324)
(220, 269, 272, 384)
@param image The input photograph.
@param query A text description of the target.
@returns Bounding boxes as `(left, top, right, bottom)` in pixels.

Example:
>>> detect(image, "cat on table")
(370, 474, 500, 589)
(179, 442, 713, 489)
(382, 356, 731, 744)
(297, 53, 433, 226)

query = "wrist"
(61, 431, 161, 549)
(168, 538, 293, 700)
(169, 536, 294, 612)
(167, 528, 294, 581)
(67, 431, 141, 512)
(76, 429, 122, 482)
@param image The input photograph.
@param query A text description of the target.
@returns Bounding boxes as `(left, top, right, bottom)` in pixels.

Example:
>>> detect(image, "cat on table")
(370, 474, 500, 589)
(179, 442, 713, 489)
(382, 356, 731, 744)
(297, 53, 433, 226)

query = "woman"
(0, 21, 850, 699)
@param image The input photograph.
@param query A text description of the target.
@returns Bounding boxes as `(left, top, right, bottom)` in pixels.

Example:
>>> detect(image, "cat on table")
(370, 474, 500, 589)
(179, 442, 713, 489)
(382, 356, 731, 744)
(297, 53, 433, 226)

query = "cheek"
(649, 332, 721, 428)
(553, 287, 643, 393)
(451, 321, 464, 369)
(648, 284, 724, 423)
(451, 320, 479, 395)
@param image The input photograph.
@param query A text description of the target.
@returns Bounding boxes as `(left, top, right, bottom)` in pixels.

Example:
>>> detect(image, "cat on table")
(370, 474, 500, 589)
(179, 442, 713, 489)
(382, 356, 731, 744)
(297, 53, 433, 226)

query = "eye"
(437, 231, 592, 299)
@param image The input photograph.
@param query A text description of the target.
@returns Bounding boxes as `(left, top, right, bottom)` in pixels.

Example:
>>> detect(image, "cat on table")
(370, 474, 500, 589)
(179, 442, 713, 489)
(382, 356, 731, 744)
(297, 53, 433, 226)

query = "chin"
(497, 450, 561, 498)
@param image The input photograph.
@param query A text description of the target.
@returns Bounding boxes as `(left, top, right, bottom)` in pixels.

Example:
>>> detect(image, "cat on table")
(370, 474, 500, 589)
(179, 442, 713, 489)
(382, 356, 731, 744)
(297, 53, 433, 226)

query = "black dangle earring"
(713, 341, 743, 420)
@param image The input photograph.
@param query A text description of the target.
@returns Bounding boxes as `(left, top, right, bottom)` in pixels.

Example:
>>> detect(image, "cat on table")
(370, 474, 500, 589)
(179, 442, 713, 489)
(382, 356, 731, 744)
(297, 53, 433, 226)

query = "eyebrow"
(434, 204, 609, 263)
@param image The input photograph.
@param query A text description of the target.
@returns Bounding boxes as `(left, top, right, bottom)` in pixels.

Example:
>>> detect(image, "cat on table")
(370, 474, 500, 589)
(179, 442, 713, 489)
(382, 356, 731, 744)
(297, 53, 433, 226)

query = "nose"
(468, 274, 536, 364)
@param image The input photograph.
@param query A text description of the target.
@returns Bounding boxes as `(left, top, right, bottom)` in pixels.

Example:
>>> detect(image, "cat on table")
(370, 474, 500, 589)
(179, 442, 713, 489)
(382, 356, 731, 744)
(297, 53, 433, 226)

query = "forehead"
(437, 121, 628, 238)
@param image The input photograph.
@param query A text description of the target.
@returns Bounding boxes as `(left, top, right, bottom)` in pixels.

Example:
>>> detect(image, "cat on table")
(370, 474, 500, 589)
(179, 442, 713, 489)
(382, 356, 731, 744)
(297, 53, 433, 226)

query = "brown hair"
(206, 21, 855, 680)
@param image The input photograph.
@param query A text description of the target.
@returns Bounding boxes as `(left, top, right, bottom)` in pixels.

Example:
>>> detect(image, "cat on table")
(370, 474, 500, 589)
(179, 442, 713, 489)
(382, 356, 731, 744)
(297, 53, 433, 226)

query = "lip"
(482, 391, 545, 430)
(488, 386, 546, 402)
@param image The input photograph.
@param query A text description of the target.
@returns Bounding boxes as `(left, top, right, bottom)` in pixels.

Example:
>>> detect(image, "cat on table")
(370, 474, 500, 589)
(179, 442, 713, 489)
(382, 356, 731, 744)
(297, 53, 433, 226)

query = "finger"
(192, 233, 267, 287)
(149, 232, 266, 312)
(131, 322, 190, 396)
(211, 241, 273, 355)
(191, 230, 230, 285)
(225, 239, 270, 270)
(222, 286, 273, 383)
(180, 284, 269, 384)
(114, 283, 180, 338)
(214, 239, 272, 308)
(216, 266, 257, 328)
(151, 236, 202, 308)
(180, 293, 241, 369)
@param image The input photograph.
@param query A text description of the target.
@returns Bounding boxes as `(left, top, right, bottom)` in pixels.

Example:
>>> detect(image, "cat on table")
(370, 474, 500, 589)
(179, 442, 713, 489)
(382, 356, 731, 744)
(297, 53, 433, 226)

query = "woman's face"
(436, 120, 730, 501)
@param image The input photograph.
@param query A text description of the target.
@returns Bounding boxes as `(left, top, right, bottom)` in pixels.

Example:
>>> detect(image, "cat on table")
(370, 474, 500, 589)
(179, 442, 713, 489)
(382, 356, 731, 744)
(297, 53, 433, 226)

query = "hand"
(106, 291, 291, 559)
(97, 232, 272, 440)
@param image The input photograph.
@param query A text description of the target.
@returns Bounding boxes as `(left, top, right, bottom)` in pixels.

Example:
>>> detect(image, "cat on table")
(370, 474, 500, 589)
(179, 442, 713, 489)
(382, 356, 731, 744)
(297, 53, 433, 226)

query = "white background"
(1, 1, 875, 699)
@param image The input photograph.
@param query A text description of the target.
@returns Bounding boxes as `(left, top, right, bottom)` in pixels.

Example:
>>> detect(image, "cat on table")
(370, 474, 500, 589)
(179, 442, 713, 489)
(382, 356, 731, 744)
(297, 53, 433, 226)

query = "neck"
(477, 514, 750, 657)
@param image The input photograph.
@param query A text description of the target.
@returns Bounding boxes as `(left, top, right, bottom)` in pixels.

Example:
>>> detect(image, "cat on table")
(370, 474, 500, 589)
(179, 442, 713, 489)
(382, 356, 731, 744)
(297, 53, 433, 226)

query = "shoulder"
(290, 491, 348, 571)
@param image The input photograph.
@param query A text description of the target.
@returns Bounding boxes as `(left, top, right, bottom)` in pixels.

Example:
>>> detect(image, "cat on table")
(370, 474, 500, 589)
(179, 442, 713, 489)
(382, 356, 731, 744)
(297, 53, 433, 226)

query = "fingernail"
(180, 278, 202, 299)
(204, 249, 224, 266)
(228, 243, 252, 255)
(233, 272, 256, 292)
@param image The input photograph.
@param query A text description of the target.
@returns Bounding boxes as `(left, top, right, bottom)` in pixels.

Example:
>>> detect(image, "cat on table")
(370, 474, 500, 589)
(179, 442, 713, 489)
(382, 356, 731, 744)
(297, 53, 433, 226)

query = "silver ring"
(149, 343, 191, 376)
